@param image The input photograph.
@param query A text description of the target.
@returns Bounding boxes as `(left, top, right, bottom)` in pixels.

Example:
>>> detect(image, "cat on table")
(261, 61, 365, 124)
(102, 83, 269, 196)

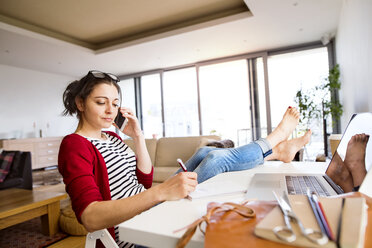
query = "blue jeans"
(176, 141, 270, 183)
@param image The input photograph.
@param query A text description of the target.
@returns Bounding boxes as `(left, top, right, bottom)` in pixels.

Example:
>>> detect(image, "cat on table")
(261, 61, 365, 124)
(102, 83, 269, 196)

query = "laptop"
(245, 112, 372, 201)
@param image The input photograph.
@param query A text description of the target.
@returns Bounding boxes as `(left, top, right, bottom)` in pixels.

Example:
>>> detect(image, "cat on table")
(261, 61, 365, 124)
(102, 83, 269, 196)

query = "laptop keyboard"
(285, 176, 330, 197)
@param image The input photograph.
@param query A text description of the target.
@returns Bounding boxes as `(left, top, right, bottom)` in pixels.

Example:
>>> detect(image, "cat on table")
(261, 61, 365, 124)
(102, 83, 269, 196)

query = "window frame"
(118, 41, 337, 140)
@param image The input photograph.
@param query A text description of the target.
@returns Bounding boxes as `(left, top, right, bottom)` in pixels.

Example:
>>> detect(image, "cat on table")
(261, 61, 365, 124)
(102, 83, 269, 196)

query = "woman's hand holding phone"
(114, 110, 128, 132)
(114, 107, 143, 139)
(117, 107, 152, 175)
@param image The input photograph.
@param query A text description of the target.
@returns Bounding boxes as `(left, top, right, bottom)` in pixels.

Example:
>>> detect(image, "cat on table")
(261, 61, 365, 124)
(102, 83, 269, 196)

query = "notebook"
(245, 112, 372, 201)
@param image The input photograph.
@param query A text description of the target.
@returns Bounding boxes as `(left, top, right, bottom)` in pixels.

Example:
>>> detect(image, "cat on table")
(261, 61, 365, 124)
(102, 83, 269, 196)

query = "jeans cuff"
(254, 138, 273, 158)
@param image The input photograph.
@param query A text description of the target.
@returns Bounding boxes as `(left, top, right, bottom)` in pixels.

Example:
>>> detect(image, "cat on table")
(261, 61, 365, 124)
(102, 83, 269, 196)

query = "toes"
(352, 133, 370, 143)
(287, 107, 299, 118)
(349, 135, 357, 144)
(284, 107, 292, 117)
(284, 106, 299, 118)
(291, 108, 300, 118)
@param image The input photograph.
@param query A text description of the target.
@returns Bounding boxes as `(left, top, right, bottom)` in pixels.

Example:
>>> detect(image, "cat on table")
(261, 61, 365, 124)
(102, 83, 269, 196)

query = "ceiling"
(0, 0, 342, 78)
(0, 0, 249, 49)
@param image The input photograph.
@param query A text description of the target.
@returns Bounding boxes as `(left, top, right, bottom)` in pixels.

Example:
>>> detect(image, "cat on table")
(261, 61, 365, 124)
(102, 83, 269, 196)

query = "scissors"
(272, 191, 328, 245)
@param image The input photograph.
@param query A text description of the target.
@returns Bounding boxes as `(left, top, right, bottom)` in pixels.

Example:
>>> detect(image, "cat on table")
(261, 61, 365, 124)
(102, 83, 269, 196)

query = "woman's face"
(78, 83, 120, 131)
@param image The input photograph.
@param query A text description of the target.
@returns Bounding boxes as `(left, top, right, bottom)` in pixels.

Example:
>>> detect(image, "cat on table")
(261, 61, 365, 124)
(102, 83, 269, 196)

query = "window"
(121, 44, 333, 161)
(163, 67, 199, 137)
(116, 78, 136, 139)
(199, 60, 251, 144)
(141, 74, 163, 139)
(118, 78, 136, 115)
(256, 58, 268, 138)
(267, 47, 330, 159)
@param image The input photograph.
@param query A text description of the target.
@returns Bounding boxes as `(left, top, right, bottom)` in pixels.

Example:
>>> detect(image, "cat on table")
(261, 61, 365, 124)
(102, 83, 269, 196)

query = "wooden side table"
(0, 188, 67, 236)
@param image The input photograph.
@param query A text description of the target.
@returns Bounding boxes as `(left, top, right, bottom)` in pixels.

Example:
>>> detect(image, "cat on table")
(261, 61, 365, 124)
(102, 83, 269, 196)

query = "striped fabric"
(87, 133, 145, 248)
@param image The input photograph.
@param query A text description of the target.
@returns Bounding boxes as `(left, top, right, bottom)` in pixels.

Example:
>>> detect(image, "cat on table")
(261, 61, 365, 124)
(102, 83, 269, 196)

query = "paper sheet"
(188, 180, 246, 200)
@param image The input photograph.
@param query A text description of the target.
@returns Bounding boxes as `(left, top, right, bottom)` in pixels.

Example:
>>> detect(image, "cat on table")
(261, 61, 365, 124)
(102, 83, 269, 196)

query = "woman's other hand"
(156, 172, 198, 201)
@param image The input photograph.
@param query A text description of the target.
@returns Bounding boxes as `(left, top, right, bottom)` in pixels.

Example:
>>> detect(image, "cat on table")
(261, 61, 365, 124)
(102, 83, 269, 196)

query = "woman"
(58, 71, 197, 248)
(59, 70, 310, 247)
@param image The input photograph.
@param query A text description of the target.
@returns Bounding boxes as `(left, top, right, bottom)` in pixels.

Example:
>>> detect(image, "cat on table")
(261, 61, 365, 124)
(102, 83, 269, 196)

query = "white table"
(118, 161, 328, 248)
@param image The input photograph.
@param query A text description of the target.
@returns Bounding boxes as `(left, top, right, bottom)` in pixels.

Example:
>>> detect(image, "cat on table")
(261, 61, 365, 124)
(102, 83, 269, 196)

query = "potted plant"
(294, 64, 343, 157)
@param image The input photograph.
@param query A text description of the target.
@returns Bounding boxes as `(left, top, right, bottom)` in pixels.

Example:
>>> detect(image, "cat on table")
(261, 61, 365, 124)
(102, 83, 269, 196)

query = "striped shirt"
(87, 133, 145, 248)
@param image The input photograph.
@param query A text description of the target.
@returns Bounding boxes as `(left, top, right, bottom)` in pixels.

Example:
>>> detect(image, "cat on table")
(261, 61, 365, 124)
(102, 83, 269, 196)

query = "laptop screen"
(325, 112, 372, 193)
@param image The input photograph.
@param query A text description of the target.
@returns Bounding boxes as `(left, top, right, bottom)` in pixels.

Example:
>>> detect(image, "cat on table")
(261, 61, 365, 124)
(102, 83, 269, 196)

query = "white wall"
(336, 0, 372, 129)
(0, 64, 78, 139)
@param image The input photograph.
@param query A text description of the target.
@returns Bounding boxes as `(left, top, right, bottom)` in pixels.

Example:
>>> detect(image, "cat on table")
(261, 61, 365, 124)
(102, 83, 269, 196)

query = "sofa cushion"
(194, 137, 221, 152)
(155, 135, 220, 168)
(124, 138, 157, 165)
(123, 135, 220, 183)
(153, 167, 179, 183)
(145, 139, 157, 165)
(59, 204, 87, 236)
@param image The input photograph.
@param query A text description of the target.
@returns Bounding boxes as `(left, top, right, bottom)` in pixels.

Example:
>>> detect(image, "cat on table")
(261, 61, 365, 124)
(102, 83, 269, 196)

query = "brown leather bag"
(205, 200, 285, 248)
(175, 201, 278, 248)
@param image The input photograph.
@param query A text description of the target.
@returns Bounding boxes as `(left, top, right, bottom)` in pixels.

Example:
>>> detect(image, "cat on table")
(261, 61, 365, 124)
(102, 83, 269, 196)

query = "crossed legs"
(181, 107, 311, 183)
(263, 107, 311, 162)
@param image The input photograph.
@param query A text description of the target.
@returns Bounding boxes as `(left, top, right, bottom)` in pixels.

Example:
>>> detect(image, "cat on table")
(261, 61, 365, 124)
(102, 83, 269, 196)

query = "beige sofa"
(124, 135, 220, 183)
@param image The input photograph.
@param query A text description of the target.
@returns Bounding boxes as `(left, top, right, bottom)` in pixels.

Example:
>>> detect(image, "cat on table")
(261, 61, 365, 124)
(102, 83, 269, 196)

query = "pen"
(311, 193, 335, 241)
(177, 158, 187, 172)
(306, 189, 327, 236)
(336, 198, 345, 248)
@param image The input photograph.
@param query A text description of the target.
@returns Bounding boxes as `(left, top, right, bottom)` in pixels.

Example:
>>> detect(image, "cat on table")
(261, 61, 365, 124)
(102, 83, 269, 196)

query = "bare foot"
(344, 134, 369, 187)
(266, 130, 311, 163)
(266, 107, 300, 148)
(326, 151, 354, 192)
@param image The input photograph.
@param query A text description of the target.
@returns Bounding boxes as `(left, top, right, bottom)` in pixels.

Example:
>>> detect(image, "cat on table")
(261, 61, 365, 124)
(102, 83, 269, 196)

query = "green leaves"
(328, 64, 341, 90)
(294, 64, 343, 126)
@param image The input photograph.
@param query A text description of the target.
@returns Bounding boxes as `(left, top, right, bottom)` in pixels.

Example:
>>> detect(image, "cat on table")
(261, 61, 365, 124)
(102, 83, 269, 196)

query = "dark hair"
(62, 72, 122, 118)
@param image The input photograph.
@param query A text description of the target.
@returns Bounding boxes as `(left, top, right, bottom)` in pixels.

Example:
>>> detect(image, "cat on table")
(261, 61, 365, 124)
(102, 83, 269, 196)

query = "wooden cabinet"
(0, 137, 63, 170)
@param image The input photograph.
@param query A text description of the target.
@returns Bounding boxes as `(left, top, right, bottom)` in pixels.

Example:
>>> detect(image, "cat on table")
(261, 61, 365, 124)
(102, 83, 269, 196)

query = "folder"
(254, 195, 367, 248)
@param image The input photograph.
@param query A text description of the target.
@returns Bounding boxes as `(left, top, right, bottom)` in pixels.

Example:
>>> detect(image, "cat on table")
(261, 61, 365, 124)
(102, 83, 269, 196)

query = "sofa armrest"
(19, 152, 32, 189)
(0, 151, 32, 190)
(0, 178, 23, 189)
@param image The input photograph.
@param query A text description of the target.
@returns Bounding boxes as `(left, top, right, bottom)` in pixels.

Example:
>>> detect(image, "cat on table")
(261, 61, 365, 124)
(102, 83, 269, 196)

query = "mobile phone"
(114, 110, 128, 131)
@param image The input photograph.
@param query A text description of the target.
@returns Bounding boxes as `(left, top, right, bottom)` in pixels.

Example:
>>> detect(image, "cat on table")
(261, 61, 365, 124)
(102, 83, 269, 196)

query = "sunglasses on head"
(88, 70, 120, 82)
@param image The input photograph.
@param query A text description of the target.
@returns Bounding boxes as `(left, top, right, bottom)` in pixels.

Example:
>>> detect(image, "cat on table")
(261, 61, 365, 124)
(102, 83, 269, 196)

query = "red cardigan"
(58, 131, 153, 243)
